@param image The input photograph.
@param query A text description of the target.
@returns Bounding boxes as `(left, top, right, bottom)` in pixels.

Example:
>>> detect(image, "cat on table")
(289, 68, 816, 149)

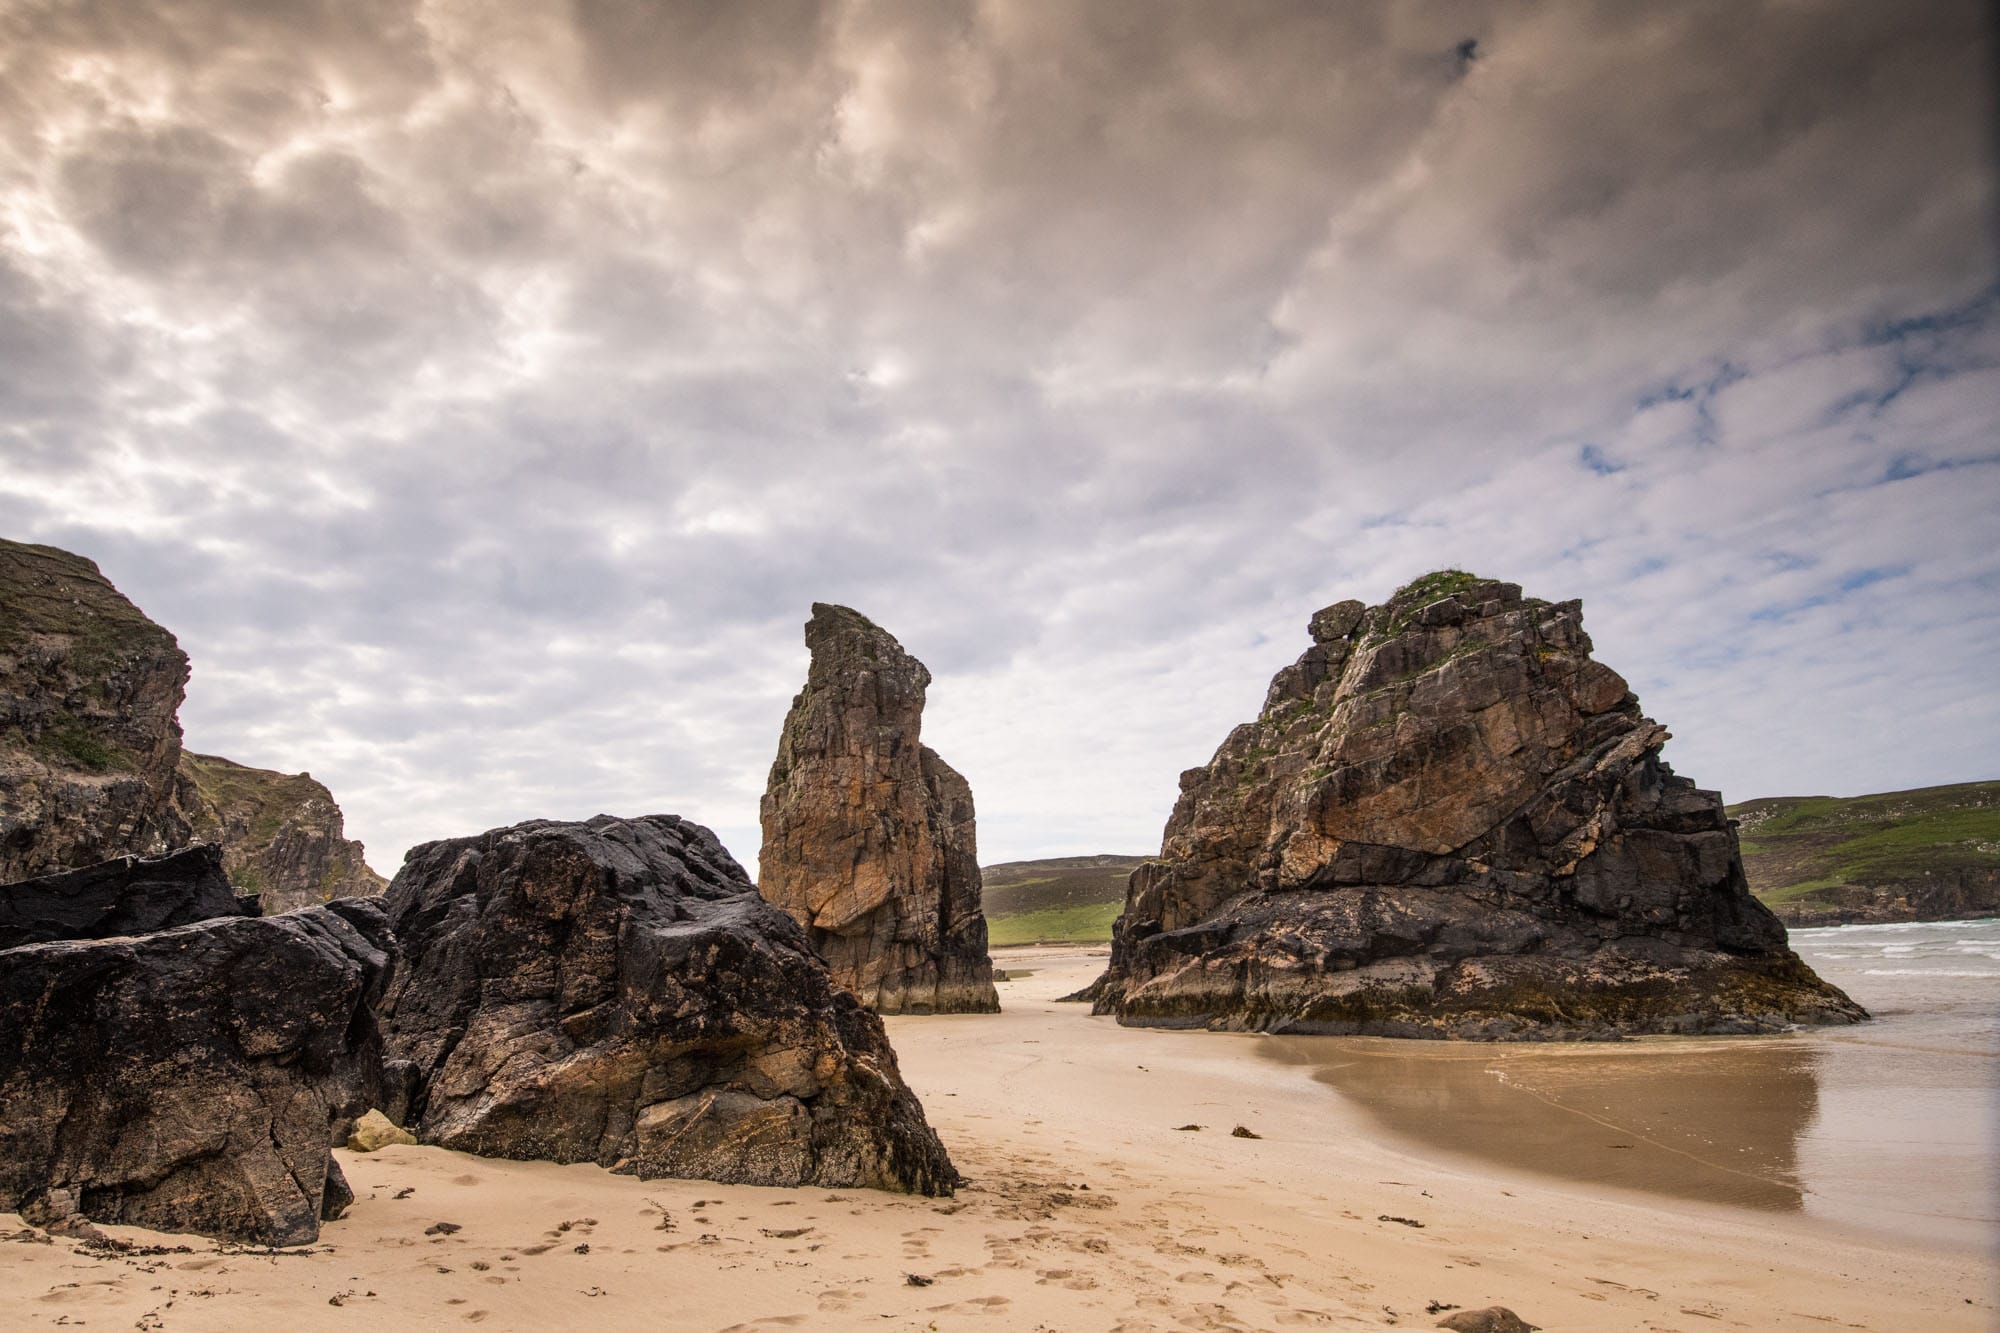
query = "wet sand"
(1263, 923, 2000, 1256)
(1262, 1035, 1823, 1214)
(1, 946, 1991, 1330)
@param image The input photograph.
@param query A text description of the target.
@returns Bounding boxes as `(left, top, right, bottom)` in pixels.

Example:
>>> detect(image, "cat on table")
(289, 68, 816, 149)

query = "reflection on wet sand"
(1263, 1035, 1820, 1213)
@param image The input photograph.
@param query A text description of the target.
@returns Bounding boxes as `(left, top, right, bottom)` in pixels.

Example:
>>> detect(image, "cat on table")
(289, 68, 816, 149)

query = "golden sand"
(3, 947, 1989, 1331)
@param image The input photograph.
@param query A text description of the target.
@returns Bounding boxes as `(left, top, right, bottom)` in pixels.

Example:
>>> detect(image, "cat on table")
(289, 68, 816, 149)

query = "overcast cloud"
(2, 0, 1995, 875)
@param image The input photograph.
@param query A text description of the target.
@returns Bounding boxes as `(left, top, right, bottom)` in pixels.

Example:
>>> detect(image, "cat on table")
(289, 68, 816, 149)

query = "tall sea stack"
(759, 604, 999, 1014)
(1085, 572, 1864, 1039)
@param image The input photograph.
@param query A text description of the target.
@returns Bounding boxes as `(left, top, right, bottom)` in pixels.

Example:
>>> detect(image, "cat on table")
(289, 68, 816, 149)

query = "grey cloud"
(1, 1, 1994, 868)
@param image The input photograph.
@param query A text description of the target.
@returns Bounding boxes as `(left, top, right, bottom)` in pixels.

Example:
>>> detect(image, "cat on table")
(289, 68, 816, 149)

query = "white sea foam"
(1793, 918, 2000, 938)
(1860, 968, 2000, 979)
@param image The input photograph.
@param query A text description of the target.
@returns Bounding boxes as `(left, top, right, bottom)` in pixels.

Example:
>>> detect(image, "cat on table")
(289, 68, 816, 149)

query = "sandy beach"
(4, 946, 1991, 1332)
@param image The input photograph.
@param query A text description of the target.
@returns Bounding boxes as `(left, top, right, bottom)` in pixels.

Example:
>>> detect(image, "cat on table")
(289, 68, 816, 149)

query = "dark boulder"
(377, 813, 958, 1195)
(0, 899, 393, 1245)
(0, 843, 252, 950)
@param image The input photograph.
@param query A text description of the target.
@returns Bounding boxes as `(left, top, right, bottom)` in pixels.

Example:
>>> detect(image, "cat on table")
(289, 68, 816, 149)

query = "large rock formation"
(0, 843, 253, 950)
(377, 813, 959, 1196)
(0, 538, 381, 903)
(758, 604, 999, 1014)
(0, 540, 196, 878)
(1086, 572, 1864, 1039)
(0, 896, 392, 1244)
(177, 751, 386, 910)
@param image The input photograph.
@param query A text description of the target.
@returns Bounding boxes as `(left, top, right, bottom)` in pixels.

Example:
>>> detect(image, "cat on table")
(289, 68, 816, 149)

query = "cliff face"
(1087, 572, 1864, 1039)
(175, 752, 385, 910)
(0, 540, 196, 879)
(758, 604, 999, 1015)
(0, 538, 380, 905)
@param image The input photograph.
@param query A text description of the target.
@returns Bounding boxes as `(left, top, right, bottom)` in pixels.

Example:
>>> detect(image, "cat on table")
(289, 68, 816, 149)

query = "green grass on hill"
(987, 900, 1124, 947)
(981, 853, 1145, 944)
(1729, 781, 2000, 905)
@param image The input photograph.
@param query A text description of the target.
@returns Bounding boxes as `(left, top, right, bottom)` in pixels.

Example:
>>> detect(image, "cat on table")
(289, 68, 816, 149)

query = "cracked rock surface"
(758, 604, 999, 1014)
(377, 812, 959, 1195)
(0, 842, 253, 950)
(1084, 572, 1864, 1038)
(0, 897, 392, 1244)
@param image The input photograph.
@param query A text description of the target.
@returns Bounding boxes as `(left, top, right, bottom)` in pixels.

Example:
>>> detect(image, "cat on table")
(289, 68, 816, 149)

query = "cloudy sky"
(2, 1, 1995, 876)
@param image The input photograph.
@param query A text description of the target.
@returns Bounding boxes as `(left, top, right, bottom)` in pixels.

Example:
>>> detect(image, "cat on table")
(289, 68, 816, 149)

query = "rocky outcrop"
(0, 538, 381, 904)
(758, 604, 999, 1014)
(0, 540, 196, 879)
(0, 897, 392, 1245)
(0, 843, 253, 950)
(377, 813, 959, 1195)
(175, 752, 385, 910)
(1085, 572, 1864, 1038)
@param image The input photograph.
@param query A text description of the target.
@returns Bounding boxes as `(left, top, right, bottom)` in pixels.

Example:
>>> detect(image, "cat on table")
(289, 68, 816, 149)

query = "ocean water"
(1266, 917, 2000, 1254)
(1784, 917, 1998, 1250)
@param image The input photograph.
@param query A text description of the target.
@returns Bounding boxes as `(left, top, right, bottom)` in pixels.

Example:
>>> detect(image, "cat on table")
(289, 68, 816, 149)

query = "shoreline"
(3, 945, 1990, 1331)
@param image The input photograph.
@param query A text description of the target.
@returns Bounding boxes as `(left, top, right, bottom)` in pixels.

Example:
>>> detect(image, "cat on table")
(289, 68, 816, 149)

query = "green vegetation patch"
(987, 900, 1122, 947)
(1392, 569, 1486, 606)
(42, 724, 122, 772)
(981, 853, 1146, 916)
(1731, 781, 2000, 904)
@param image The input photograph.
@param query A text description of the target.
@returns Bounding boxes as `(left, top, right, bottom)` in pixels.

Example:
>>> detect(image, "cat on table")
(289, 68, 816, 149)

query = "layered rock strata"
(759, 604, 999, 1014)
(377, 813, 958, 1195)
(176, 751, 386, 910)
(0, 896, 392, 1244)
(0, 843, 252, 950)
(0, 538, 380, 901)
(1085, 572, 1864, 1038)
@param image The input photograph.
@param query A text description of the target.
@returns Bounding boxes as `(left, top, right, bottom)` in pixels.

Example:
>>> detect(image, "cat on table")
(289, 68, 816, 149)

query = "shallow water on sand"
(1263, 917, 2000, 1253)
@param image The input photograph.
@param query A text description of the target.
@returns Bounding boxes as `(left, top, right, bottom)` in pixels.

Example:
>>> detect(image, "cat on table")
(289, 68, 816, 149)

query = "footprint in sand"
(1036, 1267, 1099, 1291)
(925, 1296, 1013, 1315)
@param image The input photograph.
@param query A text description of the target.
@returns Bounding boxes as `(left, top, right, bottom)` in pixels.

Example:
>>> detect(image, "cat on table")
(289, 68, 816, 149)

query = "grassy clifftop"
(1730, 781, 2000, 924)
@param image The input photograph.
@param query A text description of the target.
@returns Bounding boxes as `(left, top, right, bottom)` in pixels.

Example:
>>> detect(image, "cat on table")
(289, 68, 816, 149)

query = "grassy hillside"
(982, 853, 1145, 945)
(1729, 781, 2000, 921)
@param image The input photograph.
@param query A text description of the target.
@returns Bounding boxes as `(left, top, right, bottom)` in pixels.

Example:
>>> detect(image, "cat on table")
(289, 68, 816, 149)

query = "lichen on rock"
(758, 604, 999, 1015)
(1083, 573, 1865, 1039)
